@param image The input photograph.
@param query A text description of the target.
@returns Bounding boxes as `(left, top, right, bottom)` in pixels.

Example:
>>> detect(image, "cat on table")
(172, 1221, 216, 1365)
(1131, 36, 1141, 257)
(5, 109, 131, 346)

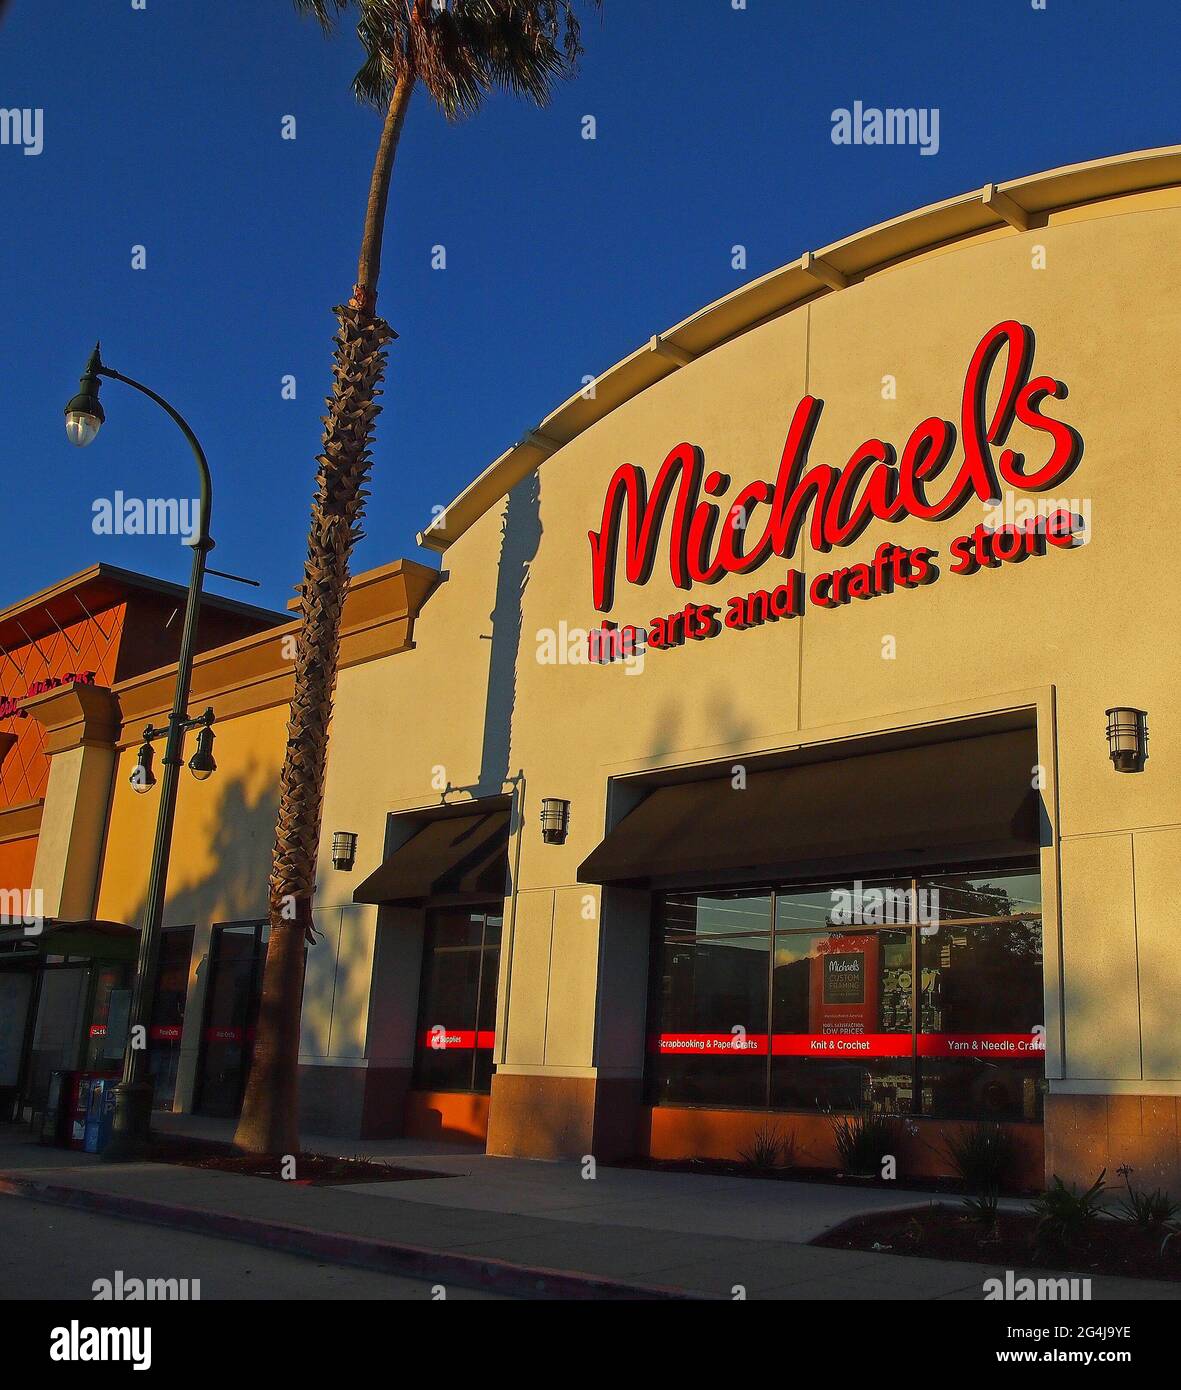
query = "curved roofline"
(418, 143, 1181, 555)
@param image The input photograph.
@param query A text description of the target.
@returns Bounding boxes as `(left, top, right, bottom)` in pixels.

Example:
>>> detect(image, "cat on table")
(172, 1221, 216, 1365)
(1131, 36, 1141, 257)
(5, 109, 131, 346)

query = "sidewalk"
(1, 1121, 1176, 1300)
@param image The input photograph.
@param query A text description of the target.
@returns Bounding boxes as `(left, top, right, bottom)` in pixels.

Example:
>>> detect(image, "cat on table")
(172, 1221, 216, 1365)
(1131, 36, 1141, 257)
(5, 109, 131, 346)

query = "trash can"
(39, 1070, 69, 1146)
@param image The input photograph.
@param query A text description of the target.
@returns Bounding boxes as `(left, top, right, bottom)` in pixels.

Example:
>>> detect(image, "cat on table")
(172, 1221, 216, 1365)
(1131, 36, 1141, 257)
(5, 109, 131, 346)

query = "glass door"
(0, 967, 35, 1117)
(148, 925, 194, 1110)
(195, 921, 268, 1117)
(26, 964, 89, 1113)
(414, 908, 502, 1094)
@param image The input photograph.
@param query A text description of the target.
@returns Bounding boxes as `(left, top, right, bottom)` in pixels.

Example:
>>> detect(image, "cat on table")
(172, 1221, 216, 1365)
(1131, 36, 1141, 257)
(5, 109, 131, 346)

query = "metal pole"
(99, 365, 213, 1161)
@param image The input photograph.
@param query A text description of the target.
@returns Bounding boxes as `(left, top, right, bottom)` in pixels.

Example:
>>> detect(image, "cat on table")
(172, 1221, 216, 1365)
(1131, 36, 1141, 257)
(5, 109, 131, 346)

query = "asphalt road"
(0, 1195, 509, 1300)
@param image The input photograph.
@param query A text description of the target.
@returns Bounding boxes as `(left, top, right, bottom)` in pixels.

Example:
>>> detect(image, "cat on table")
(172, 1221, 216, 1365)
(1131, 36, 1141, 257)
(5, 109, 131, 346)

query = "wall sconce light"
(540, 798, 571, 845)
(1105, 707, 1148, 773)
(332, 831, 359, 871)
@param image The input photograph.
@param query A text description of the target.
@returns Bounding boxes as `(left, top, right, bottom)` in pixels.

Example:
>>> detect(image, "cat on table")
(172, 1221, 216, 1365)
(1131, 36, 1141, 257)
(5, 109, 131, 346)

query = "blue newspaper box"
(83, 1077, 118, 1154)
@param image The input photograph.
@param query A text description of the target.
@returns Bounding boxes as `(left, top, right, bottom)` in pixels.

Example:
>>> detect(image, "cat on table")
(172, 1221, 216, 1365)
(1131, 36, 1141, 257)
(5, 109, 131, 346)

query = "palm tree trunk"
(355, 77, 414, 307)
(234, 77, 412, 1156)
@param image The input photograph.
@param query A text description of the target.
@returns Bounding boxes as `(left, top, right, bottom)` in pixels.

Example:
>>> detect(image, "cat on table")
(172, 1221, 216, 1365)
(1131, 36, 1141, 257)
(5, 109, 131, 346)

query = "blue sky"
(2, 0, 1178, 614)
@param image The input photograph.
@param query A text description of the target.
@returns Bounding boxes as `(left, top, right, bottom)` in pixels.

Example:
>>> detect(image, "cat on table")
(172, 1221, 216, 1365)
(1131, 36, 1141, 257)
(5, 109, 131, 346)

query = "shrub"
(944, 1122, 1018, 1193)
(1031, 1170, 1106, 1251)
(831, 1110, 902, 1177)
(1115, 1165, 1179, 1231)
(738, 1121, 793, 1171)
(962, 1186, 1001, 1229)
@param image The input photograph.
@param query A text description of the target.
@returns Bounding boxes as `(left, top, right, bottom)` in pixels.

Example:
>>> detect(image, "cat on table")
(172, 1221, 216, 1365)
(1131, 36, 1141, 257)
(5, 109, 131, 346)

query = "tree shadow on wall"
(113, 772, 290, 1100)
(476, 470, 542, 798)
(115, 774, 279, 936)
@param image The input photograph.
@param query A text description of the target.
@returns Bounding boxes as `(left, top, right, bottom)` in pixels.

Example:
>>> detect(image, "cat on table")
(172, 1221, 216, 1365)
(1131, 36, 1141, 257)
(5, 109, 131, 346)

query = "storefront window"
(148, 925, 194, 1110)
(26, 965, 89, 1110)
(195, 921, 269, 1117)
(414, 908, 502, 1094)
(648, 893, 770, 1108)
(0, 968, 34, 1091)
(83, 964, 132, 1071)
(646, 865, 1044, 1122)
(917, 870, 1044, 1122)
(770, 927, 912, 1114)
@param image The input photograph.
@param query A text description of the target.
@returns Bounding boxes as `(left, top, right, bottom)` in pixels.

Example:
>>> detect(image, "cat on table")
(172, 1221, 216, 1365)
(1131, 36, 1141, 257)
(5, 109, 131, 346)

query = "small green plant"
(1115, 1165, 1179, 1231)
(1030, 1170, 1107, 1251)
(738, 1121, 793, 1171)
(962, 1185, 1001, 1230)
(831, 1109, 902, 1177)
(944, 1122, 1018, 1194)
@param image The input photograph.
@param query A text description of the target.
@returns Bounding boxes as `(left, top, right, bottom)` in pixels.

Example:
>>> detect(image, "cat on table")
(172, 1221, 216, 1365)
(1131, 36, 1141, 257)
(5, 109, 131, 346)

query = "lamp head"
(1105, 707, 1148, 773)
(64, 343, 106, 447)
(188, 711, 216, 781)
(130, 737, 156, 794)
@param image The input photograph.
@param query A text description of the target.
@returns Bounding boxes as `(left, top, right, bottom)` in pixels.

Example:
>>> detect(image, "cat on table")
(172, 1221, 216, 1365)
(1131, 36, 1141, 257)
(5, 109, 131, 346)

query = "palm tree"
(234, 0, 602, 1155)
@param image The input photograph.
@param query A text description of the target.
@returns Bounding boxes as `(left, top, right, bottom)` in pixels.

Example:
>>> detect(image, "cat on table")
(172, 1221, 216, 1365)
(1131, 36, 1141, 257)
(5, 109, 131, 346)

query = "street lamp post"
(65, 343, 217, 1160)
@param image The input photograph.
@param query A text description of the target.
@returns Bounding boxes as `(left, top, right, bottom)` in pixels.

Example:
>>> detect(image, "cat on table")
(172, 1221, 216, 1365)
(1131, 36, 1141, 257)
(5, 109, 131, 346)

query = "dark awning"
(0, 919, 138, 958)
(353, 809, 510, 906)
(578, 729, 1043, 889)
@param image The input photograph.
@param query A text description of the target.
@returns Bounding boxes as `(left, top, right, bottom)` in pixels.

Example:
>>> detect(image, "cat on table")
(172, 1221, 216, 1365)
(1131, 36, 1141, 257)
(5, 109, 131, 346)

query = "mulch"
(142, 1134, 452, 1186)
(813, 1203, 1181, 1281)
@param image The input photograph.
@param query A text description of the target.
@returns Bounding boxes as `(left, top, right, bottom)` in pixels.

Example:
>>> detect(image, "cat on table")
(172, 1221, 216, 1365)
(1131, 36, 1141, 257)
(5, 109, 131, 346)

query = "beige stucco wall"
(315, 181, 1181, 1116)
(96, 700, 385, 1111)
(33, 743, 116, 921)
(95, 703, 283, 1109)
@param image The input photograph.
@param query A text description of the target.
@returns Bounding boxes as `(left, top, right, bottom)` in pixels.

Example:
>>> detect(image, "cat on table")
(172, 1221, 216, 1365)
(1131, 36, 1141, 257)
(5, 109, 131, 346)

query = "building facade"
(91, 561, 436, 1128)
(55, 146, 1181, 1192)
(0, 566, 283, 1120)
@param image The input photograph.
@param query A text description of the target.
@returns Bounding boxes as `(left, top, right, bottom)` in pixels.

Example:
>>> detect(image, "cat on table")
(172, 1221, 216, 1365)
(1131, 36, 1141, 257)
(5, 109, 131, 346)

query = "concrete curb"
(0, 1172, 703, 1300)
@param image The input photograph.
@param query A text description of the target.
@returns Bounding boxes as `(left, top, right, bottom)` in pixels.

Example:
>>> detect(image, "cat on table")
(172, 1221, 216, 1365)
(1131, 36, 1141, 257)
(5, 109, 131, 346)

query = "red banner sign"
(418, 1029, 496, 1051)
(772, 1033, 913, 1057)
(651, 1032, 1043, 1059)
(203, 1025, 255, 1044)
(917, 1033, 1045, 1058)
(651, 1032, 769, 1055)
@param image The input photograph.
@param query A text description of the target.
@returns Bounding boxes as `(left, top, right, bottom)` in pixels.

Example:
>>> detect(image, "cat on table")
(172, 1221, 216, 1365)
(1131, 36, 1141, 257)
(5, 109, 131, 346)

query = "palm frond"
(293, 0, 602, 117)
(293, 0, 351, 32)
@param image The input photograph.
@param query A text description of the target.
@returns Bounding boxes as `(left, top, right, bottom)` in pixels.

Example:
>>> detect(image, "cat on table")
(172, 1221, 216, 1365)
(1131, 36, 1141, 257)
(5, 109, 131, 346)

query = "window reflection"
(646, 865, 1044, 1122)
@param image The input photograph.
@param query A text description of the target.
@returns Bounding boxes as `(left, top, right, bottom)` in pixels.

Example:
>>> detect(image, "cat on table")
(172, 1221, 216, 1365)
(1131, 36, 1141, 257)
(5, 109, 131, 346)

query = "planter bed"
(813, 1203, 1181, 1282)
(142, 1134, 452, 1186)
